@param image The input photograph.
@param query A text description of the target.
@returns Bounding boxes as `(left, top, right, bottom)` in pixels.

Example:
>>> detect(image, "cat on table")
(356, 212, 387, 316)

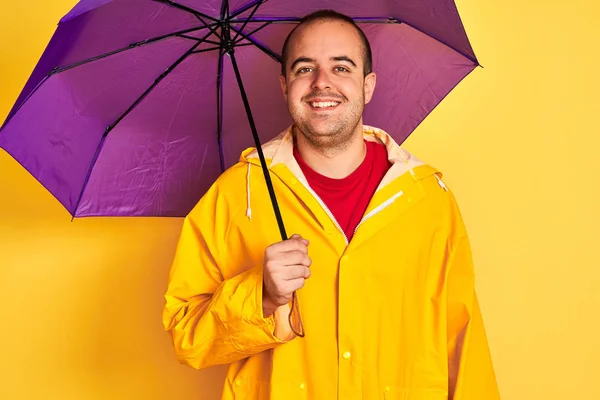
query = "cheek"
(287, 80, 308, 102)
(333, 78, 362, 100)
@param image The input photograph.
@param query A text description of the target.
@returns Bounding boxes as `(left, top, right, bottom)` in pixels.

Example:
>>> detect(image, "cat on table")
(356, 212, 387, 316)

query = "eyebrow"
(332, 56, 357, 67)
(289, 55, 358, 71)
(290, 57, 315, 71)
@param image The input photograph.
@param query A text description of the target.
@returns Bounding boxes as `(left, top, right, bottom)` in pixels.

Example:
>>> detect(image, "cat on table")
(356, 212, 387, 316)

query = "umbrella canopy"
(0, 0, 478, 220)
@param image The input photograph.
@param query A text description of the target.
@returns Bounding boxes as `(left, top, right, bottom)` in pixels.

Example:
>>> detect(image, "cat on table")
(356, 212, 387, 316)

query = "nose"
(311, 69, 332, 90)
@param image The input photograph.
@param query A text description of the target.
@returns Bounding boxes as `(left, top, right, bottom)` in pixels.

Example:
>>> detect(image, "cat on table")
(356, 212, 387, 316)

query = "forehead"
(287, 20, 363, 62)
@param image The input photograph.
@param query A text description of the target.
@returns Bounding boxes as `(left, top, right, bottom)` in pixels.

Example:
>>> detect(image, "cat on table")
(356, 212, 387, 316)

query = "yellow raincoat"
(163, 126, 500, 400)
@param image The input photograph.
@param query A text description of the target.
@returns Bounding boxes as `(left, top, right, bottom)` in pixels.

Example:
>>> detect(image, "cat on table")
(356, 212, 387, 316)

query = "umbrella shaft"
(228, 49, 288, 242)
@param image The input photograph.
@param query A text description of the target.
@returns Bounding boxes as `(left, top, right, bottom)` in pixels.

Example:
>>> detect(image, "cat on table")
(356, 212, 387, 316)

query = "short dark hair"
(280, 10, 373, 77)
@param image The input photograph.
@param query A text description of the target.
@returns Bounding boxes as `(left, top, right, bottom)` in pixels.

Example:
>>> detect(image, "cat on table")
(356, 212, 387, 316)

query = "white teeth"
(311, 101, 339, 108)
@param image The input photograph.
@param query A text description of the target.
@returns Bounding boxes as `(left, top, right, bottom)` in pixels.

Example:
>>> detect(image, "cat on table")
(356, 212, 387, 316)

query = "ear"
(363, 72, 377, 104)
(279, 74, 288, 101)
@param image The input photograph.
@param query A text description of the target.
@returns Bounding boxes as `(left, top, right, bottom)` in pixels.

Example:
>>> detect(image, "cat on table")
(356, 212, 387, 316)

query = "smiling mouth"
(308, 101, 341, 109)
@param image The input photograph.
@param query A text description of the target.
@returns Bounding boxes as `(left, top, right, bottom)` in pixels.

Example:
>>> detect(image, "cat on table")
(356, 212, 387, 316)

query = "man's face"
(280, 20, 376, 150)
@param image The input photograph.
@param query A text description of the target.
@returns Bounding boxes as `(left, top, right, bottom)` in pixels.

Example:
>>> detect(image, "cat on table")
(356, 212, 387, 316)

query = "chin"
(305, 126, 340, 138)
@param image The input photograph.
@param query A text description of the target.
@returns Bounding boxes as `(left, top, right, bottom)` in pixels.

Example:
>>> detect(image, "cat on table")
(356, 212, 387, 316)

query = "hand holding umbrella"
(262, 234, 311, 320)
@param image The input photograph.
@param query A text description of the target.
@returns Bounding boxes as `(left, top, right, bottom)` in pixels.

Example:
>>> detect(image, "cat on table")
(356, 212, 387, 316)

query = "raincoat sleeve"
(162, 182, 294, 370)
(445, 192, 501, 400)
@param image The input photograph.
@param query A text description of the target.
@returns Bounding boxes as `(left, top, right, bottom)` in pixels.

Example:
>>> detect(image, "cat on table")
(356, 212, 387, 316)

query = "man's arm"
(162, 183, 295, 370)
(445, 191, 501, 399)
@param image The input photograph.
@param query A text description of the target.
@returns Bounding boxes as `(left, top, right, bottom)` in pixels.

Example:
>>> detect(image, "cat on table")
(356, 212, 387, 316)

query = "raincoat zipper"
(353, 190, 404, 236)
(299, 178, 405, 246)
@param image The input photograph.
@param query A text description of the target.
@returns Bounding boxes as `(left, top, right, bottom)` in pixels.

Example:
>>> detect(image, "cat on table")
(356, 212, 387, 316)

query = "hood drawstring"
(246, 163, 252, 220)
(435, 173, 448, 191)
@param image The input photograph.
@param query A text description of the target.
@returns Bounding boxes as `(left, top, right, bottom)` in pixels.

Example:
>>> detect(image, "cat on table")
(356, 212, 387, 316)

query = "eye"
(335, 66, 350, 72)
(297, 67, 314, 74)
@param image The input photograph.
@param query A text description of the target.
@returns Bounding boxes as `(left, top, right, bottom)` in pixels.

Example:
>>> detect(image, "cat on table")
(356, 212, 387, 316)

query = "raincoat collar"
(239, 125, 446, 250)
(240, 124, 440, 188)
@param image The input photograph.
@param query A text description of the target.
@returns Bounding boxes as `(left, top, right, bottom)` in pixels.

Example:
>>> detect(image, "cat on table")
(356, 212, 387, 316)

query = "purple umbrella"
(0, 0, 478, 235)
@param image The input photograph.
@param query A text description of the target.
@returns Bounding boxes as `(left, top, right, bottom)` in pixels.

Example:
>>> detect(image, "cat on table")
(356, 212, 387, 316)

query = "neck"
(294, 124, 367, 179)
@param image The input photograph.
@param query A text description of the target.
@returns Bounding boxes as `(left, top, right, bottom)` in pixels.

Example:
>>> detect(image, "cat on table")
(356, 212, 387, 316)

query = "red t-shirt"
(293, 140, 391, 241)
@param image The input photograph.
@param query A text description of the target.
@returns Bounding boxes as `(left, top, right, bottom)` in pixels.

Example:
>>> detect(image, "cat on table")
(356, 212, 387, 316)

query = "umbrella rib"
(229, 0, 268, 20)
(380, 21, 478, 64)
(152, 0, 222, 40)
(221, 0, 229, 19)
(151, 0, 218, 22)
(216, 0, 228, 173)
(228, 17, 401, 24)
(191, 46, 221, 54)
(216, 47, 225, 172)
(48, 25, 214, 75)
(231, 0, 265, 43)
(71, 39, 204, 216)
(1, 75, 50, 131)
(229, 17, 299, 24)
(354, 17, 402, 23)
(105, 37, 207, 134)
(196, 15, 222, 40)
(229, 25, 280, 62)
(178, 34, 220, 45)
(232, 22, 270, 45)
(234, 42, 254, 48)
(229, 16, 477, 63)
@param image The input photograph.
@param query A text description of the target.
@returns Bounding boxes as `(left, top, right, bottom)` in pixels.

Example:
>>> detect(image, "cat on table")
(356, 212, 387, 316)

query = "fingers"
(290, 234, 310, 246)
(282, 239, 309, 253)
(281, 250, 312, 267)
(264, 251, 311, 273)
(283, 265, 311, 280)
(265, 234, 310, 259)
(287, 276, 307, 292)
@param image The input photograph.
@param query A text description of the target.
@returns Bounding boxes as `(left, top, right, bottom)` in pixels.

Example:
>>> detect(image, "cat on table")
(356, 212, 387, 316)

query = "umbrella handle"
(228, 49, 305, 338)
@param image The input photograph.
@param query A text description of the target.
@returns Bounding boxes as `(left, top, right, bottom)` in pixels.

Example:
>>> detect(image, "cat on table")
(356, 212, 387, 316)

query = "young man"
(163, 10, 500, 400)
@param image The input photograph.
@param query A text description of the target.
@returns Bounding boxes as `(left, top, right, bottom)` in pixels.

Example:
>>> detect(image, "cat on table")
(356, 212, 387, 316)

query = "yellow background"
(1, 0, 598, 399)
